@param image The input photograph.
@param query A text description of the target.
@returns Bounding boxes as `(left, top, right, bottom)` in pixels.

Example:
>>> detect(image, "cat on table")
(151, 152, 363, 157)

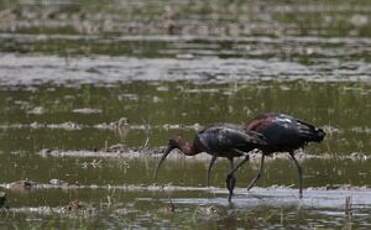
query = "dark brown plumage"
(154, 123, 267, 202)
(243, 113, 326, 198)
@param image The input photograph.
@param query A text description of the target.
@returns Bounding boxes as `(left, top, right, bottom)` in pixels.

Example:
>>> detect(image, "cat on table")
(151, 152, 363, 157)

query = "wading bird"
(154, 124, 267, 202)
(240, 113, 326, 198)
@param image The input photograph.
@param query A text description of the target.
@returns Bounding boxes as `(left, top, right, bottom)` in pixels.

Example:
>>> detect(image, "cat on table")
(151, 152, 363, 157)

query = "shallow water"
(1, 78, 371, 228)
(1, 0, 371, 228)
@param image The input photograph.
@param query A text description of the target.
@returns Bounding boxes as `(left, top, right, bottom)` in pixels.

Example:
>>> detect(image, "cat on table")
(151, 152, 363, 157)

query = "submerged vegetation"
(1, 0, 371, 37)
(0, 0, 371, 228)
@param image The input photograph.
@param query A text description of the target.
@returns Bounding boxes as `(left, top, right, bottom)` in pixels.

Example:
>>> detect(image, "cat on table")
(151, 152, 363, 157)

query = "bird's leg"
(289, 151, 303, 199)
(207, 155, 217, 187)
(225, 150, 252, 202)
(226, 152, 249, 178)
(247, 154, 265, 191)
(225, 157, 236, 202)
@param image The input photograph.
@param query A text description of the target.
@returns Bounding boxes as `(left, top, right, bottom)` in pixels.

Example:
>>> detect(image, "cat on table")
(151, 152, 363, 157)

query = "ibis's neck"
(179, 141, 199, 156)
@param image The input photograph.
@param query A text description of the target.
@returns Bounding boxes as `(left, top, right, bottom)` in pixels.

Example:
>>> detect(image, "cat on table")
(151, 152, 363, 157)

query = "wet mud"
(1, 0, 371, 228)
(0, 80, 370, 228)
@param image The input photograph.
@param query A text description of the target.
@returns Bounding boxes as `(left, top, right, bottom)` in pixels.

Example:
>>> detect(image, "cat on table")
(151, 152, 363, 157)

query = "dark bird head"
(314, 128, 326, 142)
(154, 136, 184, 179)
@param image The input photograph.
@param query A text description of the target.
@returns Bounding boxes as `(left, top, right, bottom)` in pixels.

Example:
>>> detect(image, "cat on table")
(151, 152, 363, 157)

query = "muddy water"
(0, 76, 371, 227)
(1, 0, 371, 227)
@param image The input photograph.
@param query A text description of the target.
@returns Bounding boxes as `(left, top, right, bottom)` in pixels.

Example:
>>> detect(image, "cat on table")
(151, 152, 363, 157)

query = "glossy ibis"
(241, 113, 326, 198)
(154, 123, 267, 202)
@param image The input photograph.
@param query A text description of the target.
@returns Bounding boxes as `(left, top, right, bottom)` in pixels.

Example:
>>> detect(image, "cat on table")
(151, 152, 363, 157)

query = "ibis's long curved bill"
(154, 146, 174, 179)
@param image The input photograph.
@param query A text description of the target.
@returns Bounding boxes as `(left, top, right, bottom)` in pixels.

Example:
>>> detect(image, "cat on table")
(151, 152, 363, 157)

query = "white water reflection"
(1, 53, 371, 86)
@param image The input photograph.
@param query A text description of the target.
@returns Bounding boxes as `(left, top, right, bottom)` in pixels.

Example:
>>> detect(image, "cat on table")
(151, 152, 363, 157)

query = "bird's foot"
(226, 174, 236, 202)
